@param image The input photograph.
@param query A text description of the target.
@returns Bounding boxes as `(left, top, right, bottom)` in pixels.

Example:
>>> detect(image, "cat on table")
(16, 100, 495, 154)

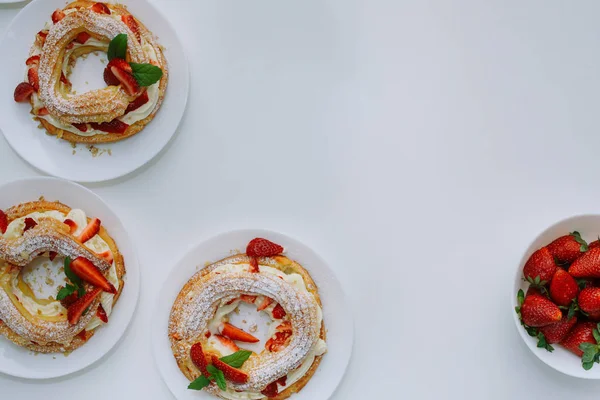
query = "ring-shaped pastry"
(169, 240, 327, 400)
(13, 1, 168, 144)
(0, 200, 126, 354)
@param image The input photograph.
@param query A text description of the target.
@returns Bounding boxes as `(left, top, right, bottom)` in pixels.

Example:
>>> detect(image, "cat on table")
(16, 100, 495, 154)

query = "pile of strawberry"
(516, 231, 600, 370)
(0, 210, 115, 333)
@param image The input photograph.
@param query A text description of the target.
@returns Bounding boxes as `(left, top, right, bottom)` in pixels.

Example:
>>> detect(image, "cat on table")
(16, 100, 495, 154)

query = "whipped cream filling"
(28, 10, 161, 137)
(2, 209, 119, 331)
(205, 263, 327, 400)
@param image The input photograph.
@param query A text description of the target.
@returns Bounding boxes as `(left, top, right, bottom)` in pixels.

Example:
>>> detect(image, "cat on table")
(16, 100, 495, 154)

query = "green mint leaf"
(130, 63, 163, 87)
(571, 231, 589, 252)
(207, 365, 226, 391)
(77, 285, 86, 298)
(188, 375, 212, 391)
(517, 289, 525, 306)
(583, 361, 595, 370)
(64, 256, 82, 286)
(108, 33, 128, 61)
(220, 350, 252, 368)
(56, 284, 75, 300)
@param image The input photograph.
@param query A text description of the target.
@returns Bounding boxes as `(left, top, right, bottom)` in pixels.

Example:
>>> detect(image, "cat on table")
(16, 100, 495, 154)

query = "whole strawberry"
(520, 292, 562, 327)
(548, 232, 588, 264)
(570, 247, 600, 278)
(539, 314, 577, 344)
(523, 247, 557, 284)
(549, 269, 579, 307)
(579, 287, 600, 314)
(560, 321, 597, 357)
(590, 238, 600, 250)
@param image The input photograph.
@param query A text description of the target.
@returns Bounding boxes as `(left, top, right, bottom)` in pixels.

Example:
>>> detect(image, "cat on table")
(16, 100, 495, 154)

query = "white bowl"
(512, 214, 600, 379)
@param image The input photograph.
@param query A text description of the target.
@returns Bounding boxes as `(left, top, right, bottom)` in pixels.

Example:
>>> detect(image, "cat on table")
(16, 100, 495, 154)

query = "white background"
(1, 0, 600, 399)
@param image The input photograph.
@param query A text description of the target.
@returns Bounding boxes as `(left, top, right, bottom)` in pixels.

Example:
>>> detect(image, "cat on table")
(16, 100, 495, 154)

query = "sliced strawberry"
(59, 291, 79, 308)
(67, 287, 102, 324)
(107, 58, 132, 73)
(211, 355, 249, 383)
(246, 238, 283, 258)
(37, 107, 49, 116)
(276, 376, 287, 387)
(220, 322, 260, 343)
(97, 304, 108, 323)
(205, 331, 211, 338)
(77, 218, 101, 243)
(49, 251, 58, 261)
(97, 250, 113, 264)
(75, 32, 91, 44)
(72, 123, 88, 132)
(66, 42, 75, 50)
(23, 217, 37, 232)
(214, 334, 239, 352)
(60, 72, 70, 85)
(90, 120, 129, 134)
(28, 68, 39, 91)
(37, 31, 48, 46)
(257, 296, 273, 311)
(91, 2, 111, 14)
(63, 218, 78, 234)
(0, 210, 7, 234)
(25, 55, 40, 66)
(190, 342, 210, 376)
(240, 294, 257, 304)
(249, 257, 259, 273)
(52, 9, 65, 24)
(77, 330, 88, 341)
(121, 15, 141, 42)
(276, 321, 292, 333)
(272, 303, 286, 319)
(103, 66, 120, 86)
(125, 91, 149, 113)
(261, 382, 279, 398)
(70, 256, 117, 294)
(14, 82, 34, 103)
(265, 331, 292, 352)
(111, 66, 139, 96)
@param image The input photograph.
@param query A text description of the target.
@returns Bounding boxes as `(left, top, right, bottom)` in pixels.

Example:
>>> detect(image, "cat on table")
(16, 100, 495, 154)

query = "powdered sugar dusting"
(38, 9, 147, 124)
(169, 265, 322, 392)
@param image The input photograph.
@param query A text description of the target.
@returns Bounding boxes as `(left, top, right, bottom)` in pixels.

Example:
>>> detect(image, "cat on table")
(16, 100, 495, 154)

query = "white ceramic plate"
(512, 215, 600, 379)
(0, 0, 189, 182)
(152, 230, 354, 400)
(0, 177, 140, 379)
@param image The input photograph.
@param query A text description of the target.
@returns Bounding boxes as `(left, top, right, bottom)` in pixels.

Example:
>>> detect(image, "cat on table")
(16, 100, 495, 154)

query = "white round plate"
(152, 230, 354, 400)
(512, 215, 600, 379)
(0, 0, 189, 182)
(0, 177, 140, 379)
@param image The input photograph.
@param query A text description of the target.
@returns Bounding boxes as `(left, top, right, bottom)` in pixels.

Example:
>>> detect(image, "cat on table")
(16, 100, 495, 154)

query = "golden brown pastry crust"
(0, 199, 126, 353)
(30, 1, 168, 144)
(170, 254, 326, 400)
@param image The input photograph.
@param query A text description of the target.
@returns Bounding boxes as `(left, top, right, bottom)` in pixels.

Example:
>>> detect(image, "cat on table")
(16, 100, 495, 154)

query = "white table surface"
(2, 0, 600, 399)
